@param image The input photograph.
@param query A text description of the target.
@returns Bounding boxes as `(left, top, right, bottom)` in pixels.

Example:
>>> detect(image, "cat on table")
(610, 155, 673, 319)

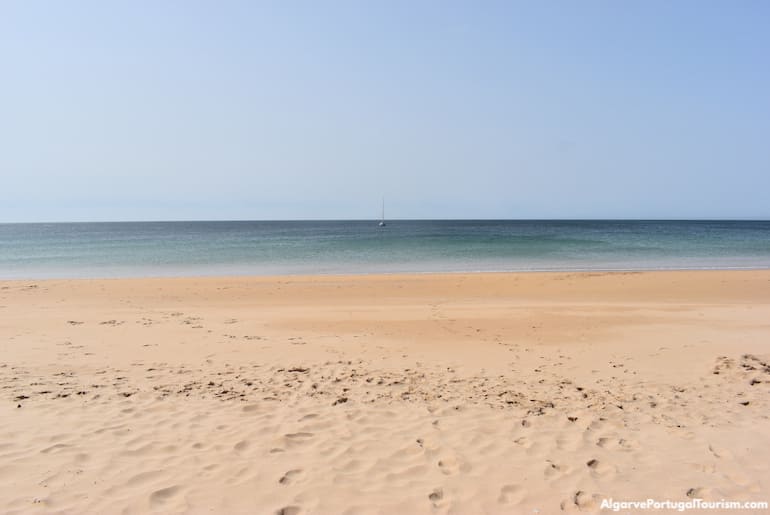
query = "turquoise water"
(1, 220, 769, 279)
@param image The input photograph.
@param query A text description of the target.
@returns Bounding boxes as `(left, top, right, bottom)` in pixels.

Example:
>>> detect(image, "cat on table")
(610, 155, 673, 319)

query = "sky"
(1, 1, 769, 222)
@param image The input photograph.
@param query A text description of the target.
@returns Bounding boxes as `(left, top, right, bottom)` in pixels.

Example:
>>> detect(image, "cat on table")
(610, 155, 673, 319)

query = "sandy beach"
(1, 270, 769, 514)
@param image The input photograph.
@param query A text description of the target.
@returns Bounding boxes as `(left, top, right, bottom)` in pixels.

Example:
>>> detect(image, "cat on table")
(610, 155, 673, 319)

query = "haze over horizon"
(2, 1, 769, 223)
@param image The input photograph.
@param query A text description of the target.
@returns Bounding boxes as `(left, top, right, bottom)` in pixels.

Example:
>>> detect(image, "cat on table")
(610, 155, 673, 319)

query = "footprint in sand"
(544, 461, 572, 479)
(596, 436, 638, 452)
(686, 487, 714, 500)
(513, 436, 532, 449)
(498, 484, 526, 504)
(283, 432, 314, 448)
(428, 488, 446, 508)
(437, 456, 460, 475)
(279, 469, 303, 485)
(708, 443, 733, 459)
(595, 437, 618, 450)
(150, 485, 181, 505)
(99, 319, 124, 326)
(561, 490, 599, 511)
(586, 458, 614, 479)
(416, 437, 440, 453)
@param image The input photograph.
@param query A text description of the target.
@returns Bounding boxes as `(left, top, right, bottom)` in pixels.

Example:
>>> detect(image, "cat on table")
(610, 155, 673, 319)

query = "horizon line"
(2, 217, 770, 225)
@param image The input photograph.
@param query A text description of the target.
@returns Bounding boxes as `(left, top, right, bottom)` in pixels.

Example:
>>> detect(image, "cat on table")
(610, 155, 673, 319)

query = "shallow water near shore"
(1, 219, 769, 279)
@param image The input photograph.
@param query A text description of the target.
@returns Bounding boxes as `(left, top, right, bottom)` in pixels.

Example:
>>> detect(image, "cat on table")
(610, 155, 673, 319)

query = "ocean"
(1, 220, 769, 279)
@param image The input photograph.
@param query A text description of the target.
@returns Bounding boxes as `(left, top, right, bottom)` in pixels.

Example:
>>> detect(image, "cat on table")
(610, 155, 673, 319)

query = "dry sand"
(1, 270, 769, 514)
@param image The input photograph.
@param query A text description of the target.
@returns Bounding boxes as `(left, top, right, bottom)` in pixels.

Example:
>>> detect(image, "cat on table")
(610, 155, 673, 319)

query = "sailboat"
(378, 198, 386, 227)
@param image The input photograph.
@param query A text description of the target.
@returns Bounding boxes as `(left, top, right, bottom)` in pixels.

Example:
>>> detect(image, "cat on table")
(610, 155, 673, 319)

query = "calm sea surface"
(1, 220, 769, 279)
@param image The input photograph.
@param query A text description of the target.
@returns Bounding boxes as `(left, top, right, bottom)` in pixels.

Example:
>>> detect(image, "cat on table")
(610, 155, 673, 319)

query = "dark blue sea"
(1, 220, 769, 279)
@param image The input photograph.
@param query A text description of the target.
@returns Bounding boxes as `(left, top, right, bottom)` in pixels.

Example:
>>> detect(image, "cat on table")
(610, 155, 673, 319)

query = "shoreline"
(3, 264, 770, 283)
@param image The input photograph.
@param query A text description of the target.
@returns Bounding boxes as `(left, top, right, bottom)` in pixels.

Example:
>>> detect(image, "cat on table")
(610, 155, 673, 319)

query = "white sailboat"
(378, 198, 386, 227)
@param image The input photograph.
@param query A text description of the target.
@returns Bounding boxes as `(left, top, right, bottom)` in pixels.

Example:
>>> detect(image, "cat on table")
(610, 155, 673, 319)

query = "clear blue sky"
(2, 1, 768, 221)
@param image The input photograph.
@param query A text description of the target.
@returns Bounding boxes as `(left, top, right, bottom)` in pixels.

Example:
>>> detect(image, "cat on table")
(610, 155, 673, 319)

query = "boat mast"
(378, 198, 386, 227)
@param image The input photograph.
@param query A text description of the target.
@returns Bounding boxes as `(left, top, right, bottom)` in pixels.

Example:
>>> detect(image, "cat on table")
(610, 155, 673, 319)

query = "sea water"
(1, 220, 769, 279)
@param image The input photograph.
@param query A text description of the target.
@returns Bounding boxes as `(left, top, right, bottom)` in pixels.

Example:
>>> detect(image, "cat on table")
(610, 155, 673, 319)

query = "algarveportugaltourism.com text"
(601, 498, 769, 512)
